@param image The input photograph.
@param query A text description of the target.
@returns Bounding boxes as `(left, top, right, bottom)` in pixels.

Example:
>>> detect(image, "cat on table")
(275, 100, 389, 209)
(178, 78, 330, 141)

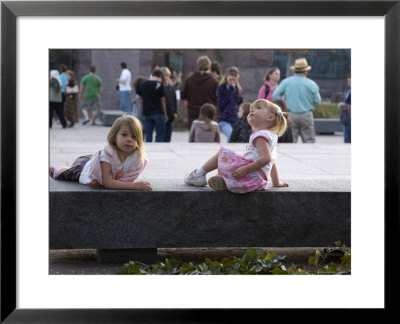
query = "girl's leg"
(201, 152, 219, 173)
(184, 151, 220, 186)
(50, 167, 68, 178)
(52, 155, 92, 181)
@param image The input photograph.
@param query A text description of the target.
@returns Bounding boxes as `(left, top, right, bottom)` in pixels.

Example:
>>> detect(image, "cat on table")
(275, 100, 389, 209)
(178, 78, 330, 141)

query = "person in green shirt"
(79, 66, 103, 125)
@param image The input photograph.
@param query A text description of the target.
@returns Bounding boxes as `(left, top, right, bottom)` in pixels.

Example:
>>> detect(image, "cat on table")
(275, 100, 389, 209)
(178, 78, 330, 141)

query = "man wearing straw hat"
(273, 58, 321, 143)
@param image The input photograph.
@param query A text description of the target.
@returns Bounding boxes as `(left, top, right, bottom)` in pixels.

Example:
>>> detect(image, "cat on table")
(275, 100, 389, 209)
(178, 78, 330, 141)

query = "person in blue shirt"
(273, 58, 321, 143)
(59, 64, 68, 107)
(338, 73, 351, 143)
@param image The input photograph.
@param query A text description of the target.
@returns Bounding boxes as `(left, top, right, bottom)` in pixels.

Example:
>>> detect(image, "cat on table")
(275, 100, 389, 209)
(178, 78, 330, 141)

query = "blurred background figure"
(64, 70, 79, 127)
(258, 67, 281, 101)
(160, 66, 178, 142)
(136, 69, 167, 142)
(170, 70, 182, 90)
(116, 62, 132, 113)
(211, 61, 223, 82)
(338, 72, 351, 143)
(80, 66, 103, 125)
(217, 66, 243, 142)
(180, 56, 219, 130)
(273, 99, 293, 143)
(49, 69, 67, 129)
(189, 103, 220, 143)
(273, 58, 321, 143)
(59, 64, 68, 114)
(230, 102, 252, 143)
(132, 75, 148, 130)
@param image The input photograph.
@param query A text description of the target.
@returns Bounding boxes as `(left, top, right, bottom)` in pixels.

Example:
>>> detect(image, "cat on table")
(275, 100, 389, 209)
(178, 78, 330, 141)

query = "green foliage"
(303, 245, 351, 275)
(313, 103, 340, 119)
(308, 249, 322, 266)
(116, 245, 351, 275)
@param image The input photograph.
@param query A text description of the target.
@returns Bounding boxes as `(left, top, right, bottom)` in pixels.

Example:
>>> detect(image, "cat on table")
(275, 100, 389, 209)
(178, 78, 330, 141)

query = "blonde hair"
(107, 115, 146, 162)
(196, 56, 211, 71)
(197, 103, 218, 131)
(250, 99, 287, 137)
(273, 99, 291, 123)
(160, 66, 172, 85)
(220, 66, 243, 97)
(66, 69, 75, 78)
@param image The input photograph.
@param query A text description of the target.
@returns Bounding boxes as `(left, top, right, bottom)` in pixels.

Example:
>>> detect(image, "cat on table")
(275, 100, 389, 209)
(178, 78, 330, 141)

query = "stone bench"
(314, 118, 342, 134)
(49, 179, 351, 263)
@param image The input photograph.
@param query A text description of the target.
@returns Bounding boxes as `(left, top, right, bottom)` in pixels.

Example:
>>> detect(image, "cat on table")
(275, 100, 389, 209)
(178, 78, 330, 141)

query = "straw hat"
(290, 58, 312, 72)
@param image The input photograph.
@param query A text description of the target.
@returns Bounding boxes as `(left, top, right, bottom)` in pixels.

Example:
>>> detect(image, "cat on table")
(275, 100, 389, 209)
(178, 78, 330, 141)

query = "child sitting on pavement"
(189, 103, 221, 143)
(50, 115, 152, 190)
(184, 99, 289, 194)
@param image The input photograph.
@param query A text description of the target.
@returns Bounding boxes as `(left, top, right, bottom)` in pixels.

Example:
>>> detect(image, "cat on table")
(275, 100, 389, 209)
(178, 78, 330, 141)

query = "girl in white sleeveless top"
(184, 99, 289, 194)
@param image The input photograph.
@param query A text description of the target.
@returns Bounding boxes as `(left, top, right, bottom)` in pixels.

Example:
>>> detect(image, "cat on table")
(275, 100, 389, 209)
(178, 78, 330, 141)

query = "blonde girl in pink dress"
(184, 99, 289, 194)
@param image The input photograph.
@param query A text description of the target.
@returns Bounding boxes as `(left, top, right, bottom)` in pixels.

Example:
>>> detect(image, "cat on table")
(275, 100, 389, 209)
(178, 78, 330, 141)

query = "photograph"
(1, 0, 397, 321)
(49, 48, 352, 276)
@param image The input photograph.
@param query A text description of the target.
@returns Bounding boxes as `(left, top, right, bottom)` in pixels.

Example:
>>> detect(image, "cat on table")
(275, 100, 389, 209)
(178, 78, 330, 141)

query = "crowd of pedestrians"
(50, 55, 350, 144)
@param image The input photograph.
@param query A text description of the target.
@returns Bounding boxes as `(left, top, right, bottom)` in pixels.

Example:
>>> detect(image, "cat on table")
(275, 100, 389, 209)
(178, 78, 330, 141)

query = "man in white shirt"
(116, 62, 132, 112)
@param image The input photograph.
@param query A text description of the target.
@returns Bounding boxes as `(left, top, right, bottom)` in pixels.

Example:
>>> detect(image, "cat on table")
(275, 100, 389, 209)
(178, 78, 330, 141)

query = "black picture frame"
(1, 0, 398, 321)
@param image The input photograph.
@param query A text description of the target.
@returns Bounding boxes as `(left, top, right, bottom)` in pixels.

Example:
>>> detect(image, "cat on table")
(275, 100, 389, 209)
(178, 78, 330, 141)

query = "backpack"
(264, 83, 270, 99)
(340, 108, 351, 127)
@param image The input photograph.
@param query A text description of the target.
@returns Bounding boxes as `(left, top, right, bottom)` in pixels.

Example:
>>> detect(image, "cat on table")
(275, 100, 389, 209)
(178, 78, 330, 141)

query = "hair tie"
(275, 111, 282, 116)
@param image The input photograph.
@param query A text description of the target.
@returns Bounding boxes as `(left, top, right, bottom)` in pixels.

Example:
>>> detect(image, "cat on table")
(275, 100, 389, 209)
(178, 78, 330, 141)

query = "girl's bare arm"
(100, 162, 152, 190)
(270, 163, 289, 187)
(232, 137, 271, 179)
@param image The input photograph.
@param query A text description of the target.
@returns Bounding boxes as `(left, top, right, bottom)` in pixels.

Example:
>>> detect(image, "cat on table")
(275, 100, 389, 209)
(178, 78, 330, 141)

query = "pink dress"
(217, 130, 277, 194)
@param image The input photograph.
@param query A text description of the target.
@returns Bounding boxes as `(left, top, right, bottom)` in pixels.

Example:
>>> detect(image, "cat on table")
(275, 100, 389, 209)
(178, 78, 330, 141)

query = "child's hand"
(87, 180, 101, 188)
(133, 181, 153, 191)
(273, 181, 289, 187)
(232, 166, 248, 179)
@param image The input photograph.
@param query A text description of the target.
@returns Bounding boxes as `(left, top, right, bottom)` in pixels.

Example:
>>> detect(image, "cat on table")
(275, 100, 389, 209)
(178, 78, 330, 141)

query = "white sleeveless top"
(243, 130, 277, 176)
